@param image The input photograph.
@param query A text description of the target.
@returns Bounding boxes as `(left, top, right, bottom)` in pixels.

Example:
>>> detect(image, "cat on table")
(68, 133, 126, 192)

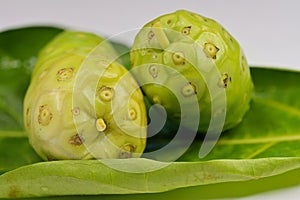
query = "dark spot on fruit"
(56, 68, 74, 81)
(182, 26, 191, 35)
(148, 31, 155, 40)
(26, 107, 31, 128)
(218, 73, 230, 88)
(38, 105, 53, 126)
(69, 134, 84, 146)
(119, 144, 135, 158)
(8, 186, 19, 198)
(46, 155, 57, 161)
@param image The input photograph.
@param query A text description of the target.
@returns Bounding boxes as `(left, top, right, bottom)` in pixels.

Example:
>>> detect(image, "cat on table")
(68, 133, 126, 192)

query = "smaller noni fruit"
(24, 31, 147, 160)
(130, 10, 253, 132)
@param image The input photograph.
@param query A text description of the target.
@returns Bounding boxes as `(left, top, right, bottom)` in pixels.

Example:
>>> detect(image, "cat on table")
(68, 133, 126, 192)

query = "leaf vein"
(218, 135, 300, 145)
(245, 142, 277, 159)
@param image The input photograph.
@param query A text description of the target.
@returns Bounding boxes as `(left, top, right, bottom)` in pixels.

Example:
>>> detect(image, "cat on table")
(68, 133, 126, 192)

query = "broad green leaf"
(0, 27, 64, 173)
(0, 131, 38, 175)
(0, 26, 63, 130)
(0, 158, 300, 198)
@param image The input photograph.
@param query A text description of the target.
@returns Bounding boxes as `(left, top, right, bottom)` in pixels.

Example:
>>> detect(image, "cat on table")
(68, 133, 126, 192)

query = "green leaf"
(0, 27, 63, 173)
(0, 158, 300, 198)
(0, 26, 63, 130)
(0, 131, 40, 175)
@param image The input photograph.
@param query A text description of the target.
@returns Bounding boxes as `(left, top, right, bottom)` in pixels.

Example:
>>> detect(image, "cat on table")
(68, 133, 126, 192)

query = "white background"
(1, 0, 300, 199)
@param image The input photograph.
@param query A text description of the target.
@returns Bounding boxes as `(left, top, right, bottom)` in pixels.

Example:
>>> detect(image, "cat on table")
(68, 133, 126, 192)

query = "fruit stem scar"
(151, 22, 170, 49)
(96, 118, 107, 132)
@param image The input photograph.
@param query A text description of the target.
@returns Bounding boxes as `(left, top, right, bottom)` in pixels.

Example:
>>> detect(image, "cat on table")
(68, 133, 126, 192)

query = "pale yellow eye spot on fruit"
(98, 86, 114, 102)
(128, 108, 137, 120)
(172, 51, 185, 65)
(204, 42, 219, 59)
(38, 105, 53, 126)
(71, 107, 80, 116)
(96, 118, 107, 132)
(181, 82, 197, 97)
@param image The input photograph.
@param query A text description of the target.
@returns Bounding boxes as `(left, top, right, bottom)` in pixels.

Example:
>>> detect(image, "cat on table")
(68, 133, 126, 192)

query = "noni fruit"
(24, 31, 147, 160)
(130, 10, 253, 132)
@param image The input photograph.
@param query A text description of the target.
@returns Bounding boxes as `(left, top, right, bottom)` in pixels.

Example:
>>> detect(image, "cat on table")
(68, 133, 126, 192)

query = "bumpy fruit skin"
(24, 31, 147, 160)
(130, 10, 253, 132)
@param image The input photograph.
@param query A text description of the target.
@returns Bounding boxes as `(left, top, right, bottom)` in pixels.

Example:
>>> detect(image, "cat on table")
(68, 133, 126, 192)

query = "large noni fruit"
(130, 10, 253, 132)
(24, 31, 147, 160)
